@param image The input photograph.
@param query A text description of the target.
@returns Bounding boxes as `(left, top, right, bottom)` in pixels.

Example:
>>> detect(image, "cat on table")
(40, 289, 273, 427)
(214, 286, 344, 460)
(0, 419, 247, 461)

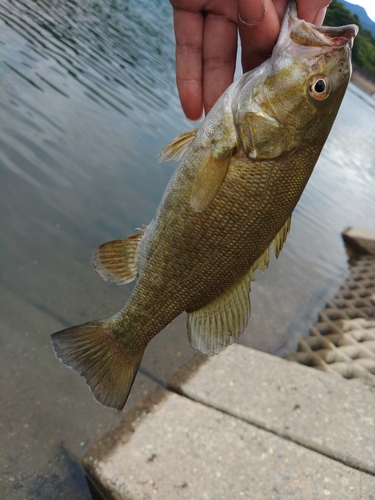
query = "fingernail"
(238, 0, 266, 27)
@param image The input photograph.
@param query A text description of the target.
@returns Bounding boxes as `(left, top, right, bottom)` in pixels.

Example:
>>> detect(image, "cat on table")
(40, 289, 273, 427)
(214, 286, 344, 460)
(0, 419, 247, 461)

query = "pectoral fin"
(91, 230, 145, 285)
(157, 129, 197, 163)
(190, 149, 232, 212)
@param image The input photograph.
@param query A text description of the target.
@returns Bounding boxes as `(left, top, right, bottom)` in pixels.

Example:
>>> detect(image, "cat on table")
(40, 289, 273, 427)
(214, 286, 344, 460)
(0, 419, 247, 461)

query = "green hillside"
(324, 0, 375, 77)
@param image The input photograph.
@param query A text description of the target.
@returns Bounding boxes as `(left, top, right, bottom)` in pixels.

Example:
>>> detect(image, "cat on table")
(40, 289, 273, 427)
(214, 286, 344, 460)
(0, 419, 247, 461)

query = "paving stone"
(342, 227, 375, 255)
(168, 344, 375, 475)
(82, 388, 375, 500)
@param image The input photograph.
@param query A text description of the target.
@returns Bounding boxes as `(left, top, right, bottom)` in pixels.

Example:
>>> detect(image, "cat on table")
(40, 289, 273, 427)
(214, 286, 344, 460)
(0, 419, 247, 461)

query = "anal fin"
(91, 230, 144, 285)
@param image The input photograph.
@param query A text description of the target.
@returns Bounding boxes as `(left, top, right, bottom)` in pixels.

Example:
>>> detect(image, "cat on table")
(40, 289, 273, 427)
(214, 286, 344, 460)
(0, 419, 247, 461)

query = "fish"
(51, 1, 358, 410)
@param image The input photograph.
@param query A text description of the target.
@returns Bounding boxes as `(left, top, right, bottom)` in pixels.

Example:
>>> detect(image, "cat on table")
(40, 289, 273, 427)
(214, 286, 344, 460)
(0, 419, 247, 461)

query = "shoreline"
(351, 66, 375, 97)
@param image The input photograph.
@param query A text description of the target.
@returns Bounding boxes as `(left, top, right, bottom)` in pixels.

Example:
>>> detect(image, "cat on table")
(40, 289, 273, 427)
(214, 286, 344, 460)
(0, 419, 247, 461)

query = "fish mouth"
(290, 22, 359, 49)
(281, 1, 358, 50)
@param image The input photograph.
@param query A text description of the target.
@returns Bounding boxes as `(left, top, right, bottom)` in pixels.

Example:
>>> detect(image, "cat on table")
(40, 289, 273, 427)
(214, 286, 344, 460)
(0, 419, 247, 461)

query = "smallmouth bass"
(52, 2, 358, 410)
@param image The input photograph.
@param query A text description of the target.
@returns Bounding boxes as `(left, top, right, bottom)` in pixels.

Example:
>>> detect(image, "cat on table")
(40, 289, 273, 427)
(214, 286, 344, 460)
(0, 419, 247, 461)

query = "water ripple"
(0, 0, 176, 115)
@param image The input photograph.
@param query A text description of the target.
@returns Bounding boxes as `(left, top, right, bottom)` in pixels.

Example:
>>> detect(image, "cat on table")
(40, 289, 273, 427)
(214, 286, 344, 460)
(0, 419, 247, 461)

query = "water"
(1, 0, 374, 498)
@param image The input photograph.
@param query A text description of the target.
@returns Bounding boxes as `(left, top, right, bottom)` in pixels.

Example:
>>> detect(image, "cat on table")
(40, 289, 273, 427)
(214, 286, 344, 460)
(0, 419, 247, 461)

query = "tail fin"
(51, 320, 144, 410)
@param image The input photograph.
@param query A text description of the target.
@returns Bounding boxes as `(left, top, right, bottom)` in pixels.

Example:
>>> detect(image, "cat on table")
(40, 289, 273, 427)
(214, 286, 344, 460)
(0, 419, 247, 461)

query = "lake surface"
(1, 0, 375, 498)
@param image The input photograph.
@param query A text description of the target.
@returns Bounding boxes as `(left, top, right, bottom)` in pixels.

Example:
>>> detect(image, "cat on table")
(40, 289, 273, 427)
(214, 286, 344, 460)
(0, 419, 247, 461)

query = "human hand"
(170, 0, 331, 120)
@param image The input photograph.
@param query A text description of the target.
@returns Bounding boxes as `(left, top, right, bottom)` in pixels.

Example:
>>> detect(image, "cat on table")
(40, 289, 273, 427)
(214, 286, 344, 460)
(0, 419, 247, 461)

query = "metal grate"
(288, 255, 375, 386)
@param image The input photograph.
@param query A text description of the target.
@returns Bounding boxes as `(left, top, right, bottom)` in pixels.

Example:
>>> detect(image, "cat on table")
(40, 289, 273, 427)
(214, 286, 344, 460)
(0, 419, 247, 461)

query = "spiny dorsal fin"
(251, 216, 291, 274)
(187, 272, 252, 356)
(253, 247, 270, 273)
(190, 148, 232, 212)
(91, 231, 144, 285)
(272, 216, 291, 258)
(157, 129, 197, 163)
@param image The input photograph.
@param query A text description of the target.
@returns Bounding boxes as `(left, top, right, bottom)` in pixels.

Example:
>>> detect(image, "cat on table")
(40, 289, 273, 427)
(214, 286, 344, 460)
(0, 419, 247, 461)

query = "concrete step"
(81, 228, 375, 499)
(82, 387, 374, 500)
(82, 344, 375, 499)
(168, 344, 375, 476)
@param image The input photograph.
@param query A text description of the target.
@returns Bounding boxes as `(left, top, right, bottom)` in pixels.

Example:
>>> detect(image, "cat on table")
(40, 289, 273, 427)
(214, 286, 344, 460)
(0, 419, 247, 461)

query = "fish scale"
(51, 1, 358, 410)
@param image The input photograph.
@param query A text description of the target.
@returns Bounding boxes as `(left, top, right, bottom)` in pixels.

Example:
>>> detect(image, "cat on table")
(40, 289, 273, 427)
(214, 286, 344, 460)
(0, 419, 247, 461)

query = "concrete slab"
(168, 344, 375, 475)
(342, 227, 375, 255)
(82, 388, 375, 500)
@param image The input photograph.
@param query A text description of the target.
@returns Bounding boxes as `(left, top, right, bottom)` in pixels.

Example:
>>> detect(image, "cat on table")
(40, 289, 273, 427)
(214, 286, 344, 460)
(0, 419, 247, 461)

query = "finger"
(272, 0, 291, 21)
(173, 8, 205, 120)
(313, 7, 328, 26)
(239, 0, 284, 73)
(202, 12, 238, 115)
(296, 0, 331, 24)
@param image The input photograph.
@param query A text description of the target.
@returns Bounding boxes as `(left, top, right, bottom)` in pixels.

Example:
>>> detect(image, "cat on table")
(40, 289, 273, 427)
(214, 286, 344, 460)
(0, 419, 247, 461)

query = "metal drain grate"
(288, 255, 375, 387)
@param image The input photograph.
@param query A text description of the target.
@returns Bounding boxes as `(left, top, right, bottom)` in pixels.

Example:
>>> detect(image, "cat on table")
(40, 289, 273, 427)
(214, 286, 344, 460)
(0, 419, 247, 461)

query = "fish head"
(233, 1, 358, 159)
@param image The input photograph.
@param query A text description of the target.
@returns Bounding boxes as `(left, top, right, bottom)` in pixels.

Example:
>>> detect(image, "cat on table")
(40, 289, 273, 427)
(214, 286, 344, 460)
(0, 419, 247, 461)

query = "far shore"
(351, 65, 375, 97)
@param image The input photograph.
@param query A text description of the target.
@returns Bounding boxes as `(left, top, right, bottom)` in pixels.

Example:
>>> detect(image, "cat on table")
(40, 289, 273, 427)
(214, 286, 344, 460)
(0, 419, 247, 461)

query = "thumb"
(296, 0, 332, 25)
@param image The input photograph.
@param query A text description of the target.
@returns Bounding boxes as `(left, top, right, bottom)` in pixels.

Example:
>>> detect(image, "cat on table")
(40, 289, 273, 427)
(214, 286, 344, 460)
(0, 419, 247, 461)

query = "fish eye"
(314, 80, 326, 93)
(309, 76, 331, 101)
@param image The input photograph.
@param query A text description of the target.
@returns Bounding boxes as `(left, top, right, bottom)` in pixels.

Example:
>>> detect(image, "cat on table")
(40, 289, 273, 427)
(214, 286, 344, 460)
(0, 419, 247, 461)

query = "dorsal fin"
(187, 216, 292, 355)
(157, 129, 197, 163)
(272, 216, 291, 258)
(91, 230, 145, 285)
(187, 271, 252, 356)
(253, 247, 270, 273)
